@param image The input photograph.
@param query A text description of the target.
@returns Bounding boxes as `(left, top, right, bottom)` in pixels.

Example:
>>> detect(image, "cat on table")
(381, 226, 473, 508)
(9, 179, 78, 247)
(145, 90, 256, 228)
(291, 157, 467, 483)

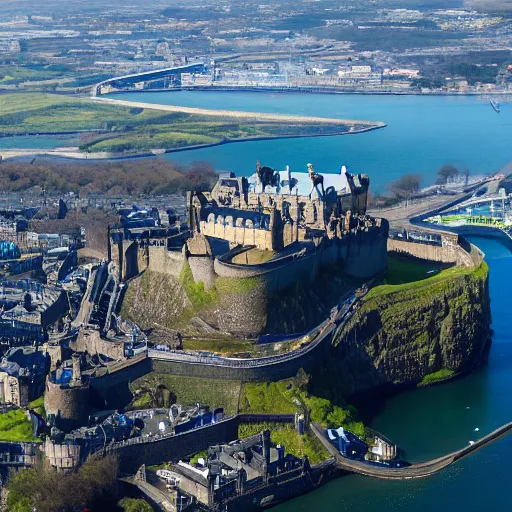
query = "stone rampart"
(105, 414, 295, 474)
(70, 328, 125, 360)
(388, 236, 474, 267)
(150, 324, 335, 381)
(147, 246, 185, 277)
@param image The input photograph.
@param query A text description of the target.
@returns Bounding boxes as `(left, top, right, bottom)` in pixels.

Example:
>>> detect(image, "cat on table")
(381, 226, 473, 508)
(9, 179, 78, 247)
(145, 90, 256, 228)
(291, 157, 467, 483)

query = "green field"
(0, 92, 361, 154)
(384, 253, 447, 285)
(130, 372, 242, 415)
(238, 423, 329, 464)
(0, 408, 39, 443)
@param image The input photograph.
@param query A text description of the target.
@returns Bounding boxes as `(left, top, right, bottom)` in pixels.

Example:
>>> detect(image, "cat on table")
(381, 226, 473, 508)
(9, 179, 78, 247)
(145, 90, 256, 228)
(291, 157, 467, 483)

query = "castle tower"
(71, 353, 82, 386)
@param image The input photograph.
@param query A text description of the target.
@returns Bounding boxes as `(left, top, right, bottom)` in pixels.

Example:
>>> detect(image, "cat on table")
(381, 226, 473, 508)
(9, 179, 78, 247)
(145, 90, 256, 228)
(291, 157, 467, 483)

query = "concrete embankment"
(311, 421, 512, 479)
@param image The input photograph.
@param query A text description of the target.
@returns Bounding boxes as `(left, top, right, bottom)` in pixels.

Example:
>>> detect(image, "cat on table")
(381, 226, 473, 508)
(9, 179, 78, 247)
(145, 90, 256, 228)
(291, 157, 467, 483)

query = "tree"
(6, 455, 119, 512)
(436, 164, 459, 185)
(118, 498, 154, 512)
(389, 173, 422, 199)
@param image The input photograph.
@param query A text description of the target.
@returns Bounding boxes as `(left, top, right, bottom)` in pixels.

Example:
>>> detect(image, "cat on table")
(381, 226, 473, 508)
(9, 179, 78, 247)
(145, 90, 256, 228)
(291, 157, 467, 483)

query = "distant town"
(0, 0, 511, 96)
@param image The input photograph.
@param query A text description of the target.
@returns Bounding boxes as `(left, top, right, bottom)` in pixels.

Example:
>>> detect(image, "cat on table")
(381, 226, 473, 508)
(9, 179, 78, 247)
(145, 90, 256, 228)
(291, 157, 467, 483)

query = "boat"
(490, 99, 500, 113)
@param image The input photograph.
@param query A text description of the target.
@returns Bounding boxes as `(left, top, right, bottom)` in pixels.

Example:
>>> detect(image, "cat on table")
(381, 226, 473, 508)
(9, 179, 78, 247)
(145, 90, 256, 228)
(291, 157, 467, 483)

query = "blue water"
(115, 91, 512, 193)
(0, 134, 78, 149)
(111, 91, 512, 509)
(273, 236, 512, 511)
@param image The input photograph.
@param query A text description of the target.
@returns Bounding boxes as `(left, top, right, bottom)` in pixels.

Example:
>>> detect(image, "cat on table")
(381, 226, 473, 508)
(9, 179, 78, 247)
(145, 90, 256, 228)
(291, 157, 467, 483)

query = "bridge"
(310, 421, 512, 480)
(94, 63, 205, 96)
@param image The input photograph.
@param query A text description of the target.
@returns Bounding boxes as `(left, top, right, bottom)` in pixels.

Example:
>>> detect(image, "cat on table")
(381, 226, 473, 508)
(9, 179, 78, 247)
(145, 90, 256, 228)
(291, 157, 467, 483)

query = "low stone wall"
(150, 325, 335, 382)
(106, 414, 295, 474)
(387, 237, 473, 267)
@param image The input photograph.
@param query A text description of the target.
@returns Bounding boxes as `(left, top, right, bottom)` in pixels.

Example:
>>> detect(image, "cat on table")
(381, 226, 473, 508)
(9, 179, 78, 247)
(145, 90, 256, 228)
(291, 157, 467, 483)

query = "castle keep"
(115, 163, 389, 335)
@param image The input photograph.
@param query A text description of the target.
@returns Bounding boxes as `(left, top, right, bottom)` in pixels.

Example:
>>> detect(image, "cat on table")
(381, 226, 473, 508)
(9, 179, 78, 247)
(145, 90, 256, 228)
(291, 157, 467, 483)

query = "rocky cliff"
(322, 261, 491, 400)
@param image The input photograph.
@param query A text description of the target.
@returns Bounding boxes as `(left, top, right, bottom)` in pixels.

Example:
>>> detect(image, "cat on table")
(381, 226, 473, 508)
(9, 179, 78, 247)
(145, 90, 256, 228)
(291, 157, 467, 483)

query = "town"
(0, 157, 507, 510)
(0, 0, 511, 96)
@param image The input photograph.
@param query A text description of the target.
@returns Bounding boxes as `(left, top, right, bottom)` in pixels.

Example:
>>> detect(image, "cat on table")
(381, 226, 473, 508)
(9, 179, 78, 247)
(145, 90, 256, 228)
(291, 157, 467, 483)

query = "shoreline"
(0, 123, 384, 163)
(91, 95, 385, 126)
(100, 85, 512, 98)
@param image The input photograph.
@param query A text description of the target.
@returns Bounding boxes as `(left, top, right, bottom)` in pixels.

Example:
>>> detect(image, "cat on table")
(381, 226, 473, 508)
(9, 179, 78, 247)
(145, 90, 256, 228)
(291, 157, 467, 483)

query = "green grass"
(237, 423, 329, 464)
(419, 369, 455, 386)
(215, 276, 262, 295)
(85, 131, 220, 153)
(179, 261, 219, 311)
(130, 372, 242, 415)
(366, 261, 485, 300)
(0, 93, 379, 154)
(0, 409, 39, 442)
(28, 396, 45, 416)
(190, 450, 208, 464)
(240, 379, 367, 439)
(384, 254, 445, 285)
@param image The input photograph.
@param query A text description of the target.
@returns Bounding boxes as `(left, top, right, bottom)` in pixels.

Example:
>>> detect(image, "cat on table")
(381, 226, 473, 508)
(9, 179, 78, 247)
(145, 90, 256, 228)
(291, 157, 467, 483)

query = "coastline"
(100, 85, 512, 98)
(91, 95, 385, 126)
(0, 122, 385, 162)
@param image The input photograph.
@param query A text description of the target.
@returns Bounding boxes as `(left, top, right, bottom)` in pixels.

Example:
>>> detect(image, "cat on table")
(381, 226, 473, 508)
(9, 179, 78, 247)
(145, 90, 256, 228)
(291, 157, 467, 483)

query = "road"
(149, 297, 356, 369)
(92, 96, 384, 127)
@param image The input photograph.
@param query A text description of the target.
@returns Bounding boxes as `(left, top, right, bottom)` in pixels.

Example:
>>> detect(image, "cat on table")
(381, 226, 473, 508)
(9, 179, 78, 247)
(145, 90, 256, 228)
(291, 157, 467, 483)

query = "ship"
(490, 99, 500, 113)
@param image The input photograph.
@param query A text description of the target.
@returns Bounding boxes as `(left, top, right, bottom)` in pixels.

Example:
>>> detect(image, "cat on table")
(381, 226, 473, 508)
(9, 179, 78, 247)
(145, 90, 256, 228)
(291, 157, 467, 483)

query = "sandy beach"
(92, 96, 385, 127)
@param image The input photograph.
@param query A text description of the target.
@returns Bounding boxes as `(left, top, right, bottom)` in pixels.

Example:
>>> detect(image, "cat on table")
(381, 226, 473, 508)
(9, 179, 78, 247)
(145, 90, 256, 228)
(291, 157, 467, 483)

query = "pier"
(311, 421, 512, 480)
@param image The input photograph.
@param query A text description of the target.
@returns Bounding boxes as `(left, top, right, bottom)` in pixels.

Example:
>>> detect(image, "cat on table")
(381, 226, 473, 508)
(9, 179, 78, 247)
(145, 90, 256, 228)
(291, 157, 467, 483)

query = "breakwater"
(311, 420, 512, 479)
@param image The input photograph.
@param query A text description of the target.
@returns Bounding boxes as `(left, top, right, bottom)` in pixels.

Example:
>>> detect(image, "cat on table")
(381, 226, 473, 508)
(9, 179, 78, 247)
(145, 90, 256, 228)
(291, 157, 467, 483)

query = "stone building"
(0, 347, 49, 406)
(113, 162, 388, 335)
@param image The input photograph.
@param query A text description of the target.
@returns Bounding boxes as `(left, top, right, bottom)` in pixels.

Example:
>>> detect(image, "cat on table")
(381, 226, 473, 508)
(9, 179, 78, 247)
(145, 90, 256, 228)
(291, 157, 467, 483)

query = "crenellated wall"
(122, 220, 389, 336)
(388, 236, 473, 267)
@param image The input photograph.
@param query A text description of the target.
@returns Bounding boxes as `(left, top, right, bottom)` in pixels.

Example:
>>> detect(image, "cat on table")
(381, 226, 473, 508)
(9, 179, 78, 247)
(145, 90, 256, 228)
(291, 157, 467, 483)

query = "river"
(113, 91, 512, 193)
(108, 92, 512, 509)
(4, 91, 512, 508)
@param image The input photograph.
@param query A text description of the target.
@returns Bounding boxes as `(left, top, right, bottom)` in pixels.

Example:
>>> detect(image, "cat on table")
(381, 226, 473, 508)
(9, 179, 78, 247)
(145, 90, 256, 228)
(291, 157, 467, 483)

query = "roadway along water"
(114, 91, 512, 193)
(272, 236, 512, 511)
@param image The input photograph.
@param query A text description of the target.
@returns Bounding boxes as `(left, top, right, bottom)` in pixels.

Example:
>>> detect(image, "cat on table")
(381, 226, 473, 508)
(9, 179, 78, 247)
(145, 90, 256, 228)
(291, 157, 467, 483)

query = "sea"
(114, 90, 512, 194)
(3, 90, 512, 510)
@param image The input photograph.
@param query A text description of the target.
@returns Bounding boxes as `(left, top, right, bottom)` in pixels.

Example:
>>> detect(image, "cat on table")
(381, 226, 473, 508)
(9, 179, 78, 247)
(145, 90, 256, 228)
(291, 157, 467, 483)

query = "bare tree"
(436, 165, 459, 185)
(389, 173, 422, 200)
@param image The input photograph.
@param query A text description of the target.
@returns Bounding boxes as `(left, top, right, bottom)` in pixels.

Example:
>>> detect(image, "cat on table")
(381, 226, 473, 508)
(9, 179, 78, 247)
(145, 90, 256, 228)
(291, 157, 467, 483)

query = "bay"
(273, 236, 512, 511)
(114, 91, 512, 193)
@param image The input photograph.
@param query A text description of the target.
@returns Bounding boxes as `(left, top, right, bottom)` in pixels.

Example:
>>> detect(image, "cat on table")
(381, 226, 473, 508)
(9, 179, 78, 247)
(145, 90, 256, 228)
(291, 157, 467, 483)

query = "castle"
(113, 162, 389, 336)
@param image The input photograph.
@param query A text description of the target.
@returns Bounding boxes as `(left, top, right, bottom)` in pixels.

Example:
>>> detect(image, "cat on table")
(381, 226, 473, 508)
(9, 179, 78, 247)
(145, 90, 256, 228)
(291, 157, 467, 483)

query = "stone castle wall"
(200, 219, 274, 250)
(147, 246, 185, 277)
(123, 220, 389, 335)
(70, 328, 125, 361)
(388, 236, 473, 267)
(44, 441, 82, 471)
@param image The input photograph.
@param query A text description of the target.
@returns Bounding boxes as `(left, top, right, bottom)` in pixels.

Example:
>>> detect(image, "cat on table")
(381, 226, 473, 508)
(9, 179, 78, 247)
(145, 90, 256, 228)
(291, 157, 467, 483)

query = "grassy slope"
(0, 409, 38, 443)
(384, 253, 446, 285)
(240, 379, 366, 440)
(238, 423, 329, 464)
